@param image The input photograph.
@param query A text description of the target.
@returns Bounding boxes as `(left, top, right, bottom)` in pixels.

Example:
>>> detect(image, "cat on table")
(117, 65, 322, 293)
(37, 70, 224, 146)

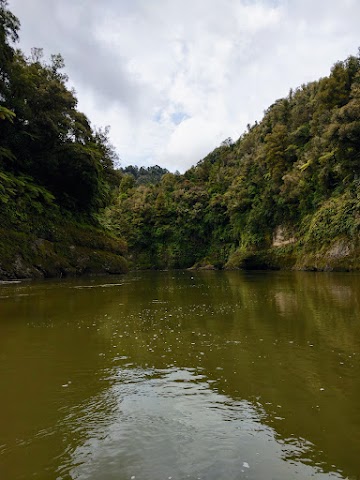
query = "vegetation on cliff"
(104, 50, 360, 271)
(1, 1, 359, 276)
(0, 1, 127, 278)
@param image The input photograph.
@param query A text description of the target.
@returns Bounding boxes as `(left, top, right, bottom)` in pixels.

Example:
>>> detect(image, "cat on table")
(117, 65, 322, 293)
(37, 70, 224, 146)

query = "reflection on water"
(68, 366, 342, 480)
(0, 271, 359, 479)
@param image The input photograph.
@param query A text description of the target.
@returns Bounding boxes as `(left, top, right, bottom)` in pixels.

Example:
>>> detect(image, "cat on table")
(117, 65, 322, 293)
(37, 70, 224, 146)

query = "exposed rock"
(272, 226, 296, 247)
(197, 264, 216, 270)
(327, 240, 351, 258)
(0, 228, 128, 280)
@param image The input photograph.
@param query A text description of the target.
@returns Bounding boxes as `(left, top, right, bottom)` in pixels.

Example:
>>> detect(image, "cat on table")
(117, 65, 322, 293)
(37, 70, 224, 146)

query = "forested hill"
(1, 0, 359, 277)
(104, 51, 360, 271)
(0, 1, 127, 279)
(119, 165, 170, 186)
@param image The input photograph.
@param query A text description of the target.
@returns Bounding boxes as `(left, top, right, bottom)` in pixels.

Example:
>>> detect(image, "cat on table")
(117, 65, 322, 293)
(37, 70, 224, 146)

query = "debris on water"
(320, 388, 325, 391)
(243, 461, 250, 468)
(73, 283, 123, 289)
(0, 280, 22, 284)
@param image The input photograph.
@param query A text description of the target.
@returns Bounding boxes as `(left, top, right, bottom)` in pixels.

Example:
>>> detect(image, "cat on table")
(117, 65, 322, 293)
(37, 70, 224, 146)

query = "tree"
(0, 1, 19, 105)
(0, 0, 19, 64)
(0, 2, 120, 216)
(221, 137, 234, 147)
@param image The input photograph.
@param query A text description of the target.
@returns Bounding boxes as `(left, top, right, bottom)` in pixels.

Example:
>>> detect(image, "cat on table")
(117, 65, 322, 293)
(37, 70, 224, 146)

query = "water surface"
(0, 271, 360, 479)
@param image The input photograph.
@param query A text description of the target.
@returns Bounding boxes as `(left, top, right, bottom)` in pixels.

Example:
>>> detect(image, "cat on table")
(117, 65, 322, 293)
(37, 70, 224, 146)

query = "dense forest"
(0, 1, 127, 278)
(120, 165, 170, 186)
(1, 0, 359, 278)
(104, 51, 360, 271)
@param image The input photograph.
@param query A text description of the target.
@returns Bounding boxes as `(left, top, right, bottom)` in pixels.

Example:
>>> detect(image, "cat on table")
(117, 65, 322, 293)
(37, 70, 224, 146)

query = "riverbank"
(186, 235, 360, 273)
(1, 224, 359, 280)
(0, 224, 128, 280)
(5, 241, 360, 280)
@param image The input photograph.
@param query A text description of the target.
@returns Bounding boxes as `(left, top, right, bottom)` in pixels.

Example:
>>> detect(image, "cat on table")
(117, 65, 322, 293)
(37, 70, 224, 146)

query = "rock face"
(272, 226, 296, 247)
(225, 231, 359, 272)
(327, 240, 351, 258)
(297, 238, 359, 272)
(0, 229, 128, 280)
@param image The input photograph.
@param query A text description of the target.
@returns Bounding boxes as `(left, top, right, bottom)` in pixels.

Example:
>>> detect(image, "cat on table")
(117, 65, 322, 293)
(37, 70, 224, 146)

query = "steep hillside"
(0, 1, 128, 279)
(104, 51, 360, 271)
(2, 1, 359, 276)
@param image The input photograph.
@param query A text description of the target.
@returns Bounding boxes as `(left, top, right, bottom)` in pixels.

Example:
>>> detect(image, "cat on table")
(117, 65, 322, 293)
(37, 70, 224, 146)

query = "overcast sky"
(7, 0, 360, 172)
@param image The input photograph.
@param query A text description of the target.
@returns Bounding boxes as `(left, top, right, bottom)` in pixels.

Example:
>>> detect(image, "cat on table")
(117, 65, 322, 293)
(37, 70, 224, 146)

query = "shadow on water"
(0, 271, 359, 479)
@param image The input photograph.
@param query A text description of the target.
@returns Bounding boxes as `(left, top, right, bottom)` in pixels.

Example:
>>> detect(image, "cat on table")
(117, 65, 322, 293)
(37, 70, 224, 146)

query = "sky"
(7, 0, 360, 172)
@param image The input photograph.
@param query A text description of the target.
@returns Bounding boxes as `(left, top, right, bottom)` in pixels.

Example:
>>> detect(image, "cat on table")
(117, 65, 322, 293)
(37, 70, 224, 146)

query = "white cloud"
(7, 0, 360, 172)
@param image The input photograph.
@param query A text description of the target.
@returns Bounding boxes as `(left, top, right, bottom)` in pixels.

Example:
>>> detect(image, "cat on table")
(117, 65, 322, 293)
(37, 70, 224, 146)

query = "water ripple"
(55, 367, 345, 480)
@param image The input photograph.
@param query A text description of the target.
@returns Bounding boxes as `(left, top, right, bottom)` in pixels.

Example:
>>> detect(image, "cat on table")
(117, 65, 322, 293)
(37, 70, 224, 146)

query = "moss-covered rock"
(0, 227, 128, 280)
(224, 236, 359, 272)
(296, 238, 360, 271)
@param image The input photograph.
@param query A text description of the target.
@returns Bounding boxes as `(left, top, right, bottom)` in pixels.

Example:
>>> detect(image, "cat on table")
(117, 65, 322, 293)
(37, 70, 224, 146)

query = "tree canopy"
(0, 1, 118, 217)
(104, 50, 360, 269)
(1, 1, 359, 272)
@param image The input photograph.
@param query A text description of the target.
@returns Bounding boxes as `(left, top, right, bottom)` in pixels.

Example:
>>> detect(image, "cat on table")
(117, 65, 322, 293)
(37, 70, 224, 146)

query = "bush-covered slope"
(0, 1, 128, 279)
(104, 51, 360, 271)
(2, 1, 359, 275)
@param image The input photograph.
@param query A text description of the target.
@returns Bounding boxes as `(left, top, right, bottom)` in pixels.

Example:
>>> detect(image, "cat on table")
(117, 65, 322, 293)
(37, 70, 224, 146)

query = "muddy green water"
(0, 271, 360, 480)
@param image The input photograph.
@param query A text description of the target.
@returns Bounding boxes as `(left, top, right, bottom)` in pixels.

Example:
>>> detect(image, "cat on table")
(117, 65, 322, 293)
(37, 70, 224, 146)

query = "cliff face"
(224, 237, 360, 272)
(0, 224, 128, 280)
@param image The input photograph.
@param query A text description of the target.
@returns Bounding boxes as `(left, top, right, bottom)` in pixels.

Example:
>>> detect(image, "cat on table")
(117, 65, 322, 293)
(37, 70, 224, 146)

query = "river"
(0, 270, 359, 479)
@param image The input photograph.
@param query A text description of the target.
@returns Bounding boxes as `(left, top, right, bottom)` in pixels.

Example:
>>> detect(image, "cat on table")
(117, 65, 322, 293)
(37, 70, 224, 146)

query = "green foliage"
(0, 0, 19, 86)
(302, 194, 360, 247)
(3, 0, 358, 274)
(120, 165, 170, 185)
(0, 225, 128, 279)
(105, 50, 360, 271)
(0, 171, 55, 220)
(0, 3, 128, 279)
(0, 105, 15, 122)
(0, 2, 119, 217)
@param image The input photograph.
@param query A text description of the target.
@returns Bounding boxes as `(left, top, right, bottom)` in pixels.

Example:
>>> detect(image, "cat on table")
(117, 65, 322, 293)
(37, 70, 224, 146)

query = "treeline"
(0, 1, 127, 278)
(0, 0, 120, 226)
(105, 51, 360, 270)
(120, 165, 170, 186)
(1, 0, 359, 275)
